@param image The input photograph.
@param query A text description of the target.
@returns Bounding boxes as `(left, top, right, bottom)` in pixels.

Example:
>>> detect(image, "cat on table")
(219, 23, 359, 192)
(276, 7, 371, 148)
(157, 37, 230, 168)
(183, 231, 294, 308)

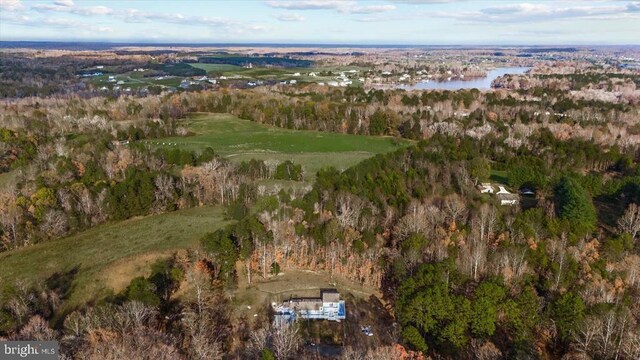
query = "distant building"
(478, 184, 519, 206)
(273, 289, 346, 326)
(520, 188, 535, 196)
(496, 186, 519, 206)
(479, 183, 494, 194)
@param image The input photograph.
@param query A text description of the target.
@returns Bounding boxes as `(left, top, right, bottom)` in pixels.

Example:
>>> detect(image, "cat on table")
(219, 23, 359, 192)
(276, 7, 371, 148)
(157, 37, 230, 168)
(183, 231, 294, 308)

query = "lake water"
(399, 67, 531, 91)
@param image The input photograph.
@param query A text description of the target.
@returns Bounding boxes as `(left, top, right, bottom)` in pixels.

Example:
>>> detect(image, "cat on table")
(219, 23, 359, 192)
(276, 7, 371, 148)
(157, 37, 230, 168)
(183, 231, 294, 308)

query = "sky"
(0, 0, 639, 45)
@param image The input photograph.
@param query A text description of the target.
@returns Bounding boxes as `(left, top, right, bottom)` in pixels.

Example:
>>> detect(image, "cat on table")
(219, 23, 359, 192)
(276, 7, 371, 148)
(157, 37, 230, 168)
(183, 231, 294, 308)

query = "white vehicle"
(361, 325, 373, 337)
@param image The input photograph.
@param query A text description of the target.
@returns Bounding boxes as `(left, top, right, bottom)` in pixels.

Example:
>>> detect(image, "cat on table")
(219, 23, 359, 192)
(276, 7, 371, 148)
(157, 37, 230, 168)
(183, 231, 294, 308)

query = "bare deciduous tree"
(335, 192, 366, 229)
(618, 203, 640, 242)
(271, 324, 302, 360)
(154, 173, 175, 211)
(444, 194, 467, 226)
(15, 315, 56, 341)
(40, 209, 68, 238)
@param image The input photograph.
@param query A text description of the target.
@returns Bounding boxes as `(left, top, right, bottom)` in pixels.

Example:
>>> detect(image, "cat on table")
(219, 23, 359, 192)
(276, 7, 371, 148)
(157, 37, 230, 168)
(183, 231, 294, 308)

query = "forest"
(1, 49, 640, 359)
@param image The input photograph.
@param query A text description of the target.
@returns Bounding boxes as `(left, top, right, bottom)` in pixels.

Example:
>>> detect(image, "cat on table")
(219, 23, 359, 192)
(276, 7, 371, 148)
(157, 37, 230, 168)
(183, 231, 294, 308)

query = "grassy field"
(0, 206, 229, 311)
(490, 169, 509, 184)
(145, 113, 410, 180)
(189, 63, 369, 84)
(190, 63, 244, 72)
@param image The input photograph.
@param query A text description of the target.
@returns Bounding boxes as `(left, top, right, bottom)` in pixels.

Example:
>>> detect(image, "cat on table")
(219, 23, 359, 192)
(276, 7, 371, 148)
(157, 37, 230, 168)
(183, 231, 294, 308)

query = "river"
(399, 66, 531, 91)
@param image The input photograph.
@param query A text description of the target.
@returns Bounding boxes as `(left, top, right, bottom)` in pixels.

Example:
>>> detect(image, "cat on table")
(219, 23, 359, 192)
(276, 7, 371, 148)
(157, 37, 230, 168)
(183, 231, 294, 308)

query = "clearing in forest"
(0, 206, 229, 311)
(146, 113, 410, 180)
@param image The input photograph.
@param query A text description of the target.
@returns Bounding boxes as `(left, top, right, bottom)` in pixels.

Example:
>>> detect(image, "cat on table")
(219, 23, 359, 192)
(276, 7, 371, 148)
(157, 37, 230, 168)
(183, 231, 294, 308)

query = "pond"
(399, 66, 531, 91)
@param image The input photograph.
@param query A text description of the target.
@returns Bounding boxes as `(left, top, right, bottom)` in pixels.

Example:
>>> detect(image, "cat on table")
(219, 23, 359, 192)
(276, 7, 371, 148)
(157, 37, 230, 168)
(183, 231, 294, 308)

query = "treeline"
(0, 121, 295, 251)
(4, 83, 638, 153)
(198, 55, 312, 68)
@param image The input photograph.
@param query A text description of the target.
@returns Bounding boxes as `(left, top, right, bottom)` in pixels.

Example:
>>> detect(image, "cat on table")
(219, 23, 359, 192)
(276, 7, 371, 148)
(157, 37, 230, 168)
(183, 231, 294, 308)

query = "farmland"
(190, 63, 370, 84)
(0, 206, 229, 311)
(145, 113, 411, 180)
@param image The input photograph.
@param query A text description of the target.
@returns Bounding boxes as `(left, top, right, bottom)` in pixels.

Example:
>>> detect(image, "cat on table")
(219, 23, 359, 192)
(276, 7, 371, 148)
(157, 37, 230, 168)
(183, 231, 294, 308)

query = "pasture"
(188, 63, 369, 83)
(0, 206, 229, 311)
(145, 113, 410, 180)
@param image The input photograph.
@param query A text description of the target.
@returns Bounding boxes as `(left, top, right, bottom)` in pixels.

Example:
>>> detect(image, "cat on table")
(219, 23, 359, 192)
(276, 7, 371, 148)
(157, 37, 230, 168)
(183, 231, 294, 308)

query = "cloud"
(27, 2, 259, 31)
(428, 2, 640, 23)
(354, 13, 414, 22)
(265, 0, 353, 11)
(266, 0, 395, 14)
(0, 11, 113, 33)
(389, 0, 464, 3)
(350, 5, 396, 14)
(119, 9, 270, 36)
(32, 3, 113, 16)
(273, 13, 305, 21)
(627, 1, 640, 12)
(0, 0, 23, 11)
(74, 5, 112, 16)
(4, 1, 264, 37)
(53, 0, 73, 7)
(123, 9, 232, 27)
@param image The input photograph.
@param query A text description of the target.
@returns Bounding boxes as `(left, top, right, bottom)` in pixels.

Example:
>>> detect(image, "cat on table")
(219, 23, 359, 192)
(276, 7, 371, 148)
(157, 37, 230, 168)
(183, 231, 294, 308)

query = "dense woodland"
(1, 52, 640, 359)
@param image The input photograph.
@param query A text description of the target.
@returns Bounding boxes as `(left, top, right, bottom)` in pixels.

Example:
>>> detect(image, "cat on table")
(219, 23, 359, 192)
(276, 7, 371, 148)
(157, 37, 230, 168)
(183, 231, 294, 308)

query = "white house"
(496, 186, 519, 206)
(479, 183, 494, 194)
(500, 198, 519, 206)
(273, 289, 346, 327)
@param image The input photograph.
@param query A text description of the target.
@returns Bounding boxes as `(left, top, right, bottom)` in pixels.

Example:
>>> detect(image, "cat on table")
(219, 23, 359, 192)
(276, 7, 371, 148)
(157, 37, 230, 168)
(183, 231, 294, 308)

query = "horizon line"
(1, 40, 639, 48)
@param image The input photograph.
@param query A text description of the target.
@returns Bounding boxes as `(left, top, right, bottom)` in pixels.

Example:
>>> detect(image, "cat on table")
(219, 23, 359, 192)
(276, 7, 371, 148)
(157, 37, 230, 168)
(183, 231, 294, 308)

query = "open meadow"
(145, 113, 411, 181)
(189, 63, 370, 84)
(0, 206, 229, 312)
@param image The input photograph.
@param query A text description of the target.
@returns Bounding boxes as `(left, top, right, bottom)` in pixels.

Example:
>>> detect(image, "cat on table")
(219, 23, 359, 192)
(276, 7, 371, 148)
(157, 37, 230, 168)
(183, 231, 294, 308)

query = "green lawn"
(490, 170, 509, 184)
(0, 206, 229, 310)
(144, 113, 410, 180)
